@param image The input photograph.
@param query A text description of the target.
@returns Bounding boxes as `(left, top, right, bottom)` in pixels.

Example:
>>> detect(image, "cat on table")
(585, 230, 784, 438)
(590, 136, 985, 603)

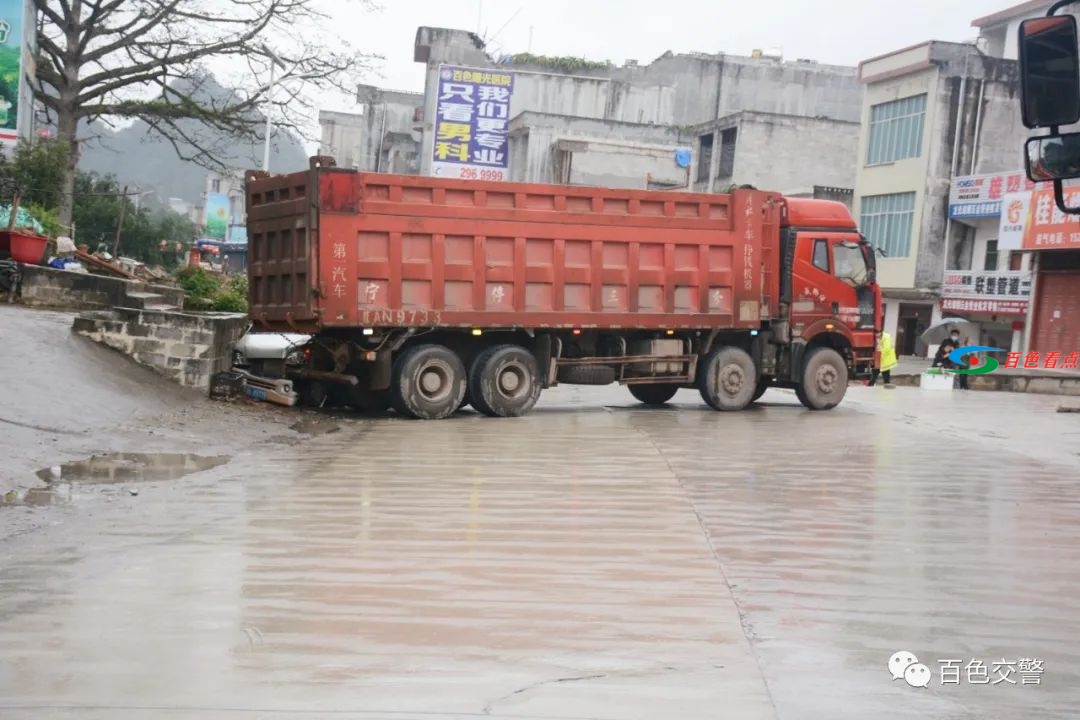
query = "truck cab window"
(812, 239, 830, 272)
(833, 242, 869, 286)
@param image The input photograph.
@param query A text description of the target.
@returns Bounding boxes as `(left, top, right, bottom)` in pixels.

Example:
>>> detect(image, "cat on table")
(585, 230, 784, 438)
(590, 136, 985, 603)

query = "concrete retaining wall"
(19, 264, 184, 311)
(73, 308, 248, 389)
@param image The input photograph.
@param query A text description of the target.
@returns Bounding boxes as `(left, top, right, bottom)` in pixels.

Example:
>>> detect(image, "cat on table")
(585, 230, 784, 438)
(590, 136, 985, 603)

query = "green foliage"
(176, 265, 220, 298)
(25, 203, 62, 238)
(0, 138, 197, 267)
(504, 53, 612, 73)
(175, 266, 248, 313)
(0, 139, 70, 208)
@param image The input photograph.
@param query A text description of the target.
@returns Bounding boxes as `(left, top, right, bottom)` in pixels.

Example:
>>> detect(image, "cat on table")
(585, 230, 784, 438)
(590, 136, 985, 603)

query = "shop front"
(946, 170, 1034, 351)
(1019, 186, 1080, 354)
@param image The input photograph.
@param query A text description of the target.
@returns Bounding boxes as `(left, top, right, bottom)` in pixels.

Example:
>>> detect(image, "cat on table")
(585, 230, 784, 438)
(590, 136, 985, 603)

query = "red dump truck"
(244, 157, 881, 419)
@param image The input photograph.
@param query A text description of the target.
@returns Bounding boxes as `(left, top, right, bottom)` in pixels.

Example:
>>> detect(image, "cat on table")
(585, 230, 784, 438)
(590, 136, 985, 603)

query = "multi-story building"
(959, 1, 1080, 355)
(853, 39, 1026, 356)
(412, 26, 864, 194)
(319, 86, 424, 174)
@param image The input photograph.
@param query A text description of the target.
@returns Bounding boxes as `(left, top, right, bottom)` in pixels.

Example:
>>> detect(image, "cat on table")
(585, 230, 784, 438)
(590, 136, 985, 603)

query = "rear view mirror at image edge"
(1025, 132, 1080, 182)
(1020, 15, 1080, 129)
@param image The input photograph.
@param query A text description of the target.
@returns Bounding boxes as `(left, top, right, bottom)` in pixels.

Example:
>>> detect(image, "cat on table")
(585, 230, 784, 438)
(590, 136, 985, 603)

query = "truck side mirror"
(1025, 131, 1080, 181)
(1019, 15, 1080, 129)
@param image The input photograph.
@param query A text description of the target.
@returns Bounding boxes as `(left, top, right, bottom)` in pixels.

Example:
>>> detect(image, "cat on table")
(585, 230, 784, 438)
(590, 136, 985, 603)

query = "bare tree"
(33, 0, 378, 228)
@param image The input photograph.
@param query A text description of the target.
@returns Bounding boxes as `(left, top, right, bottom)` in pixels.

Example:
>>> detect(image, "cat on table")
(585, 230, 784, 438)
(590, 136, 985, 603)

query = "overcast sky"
(335, 0, 1023, 101)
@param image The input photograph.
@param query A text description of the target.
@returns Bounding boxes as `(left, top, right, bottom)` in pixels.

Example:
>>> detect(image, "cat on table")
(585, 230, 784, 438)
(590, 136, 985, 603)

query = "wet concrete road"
(2, 313, 1080, 719)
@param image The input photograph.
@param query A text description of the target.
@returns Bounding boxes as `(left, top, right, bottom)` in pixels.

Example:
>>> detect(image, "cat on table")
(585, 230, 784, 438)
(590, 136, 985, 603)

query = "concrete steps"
(125, 291, 180, 312)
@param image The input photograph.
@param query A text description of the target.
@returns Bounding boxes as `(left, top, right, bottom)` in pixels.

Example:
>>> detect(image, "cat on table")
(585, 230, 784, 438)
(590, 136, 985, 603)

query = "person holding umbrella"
(922, 319, 976, 390)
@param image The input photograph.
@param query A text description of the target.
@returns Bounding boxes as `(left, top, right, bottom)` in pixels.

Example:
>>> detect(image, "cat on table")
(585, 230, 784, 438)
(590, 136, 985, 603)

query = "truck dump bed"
(246, 159, 781, 333)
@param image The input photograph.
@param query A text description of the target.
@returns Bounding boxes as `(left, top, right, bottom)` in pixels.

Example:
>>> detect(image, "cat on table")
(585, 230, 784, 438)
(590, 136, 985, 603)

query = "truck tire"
(698, 346, 756, 411)
(798, 347, 848, 410)
(468, 344, 542, 417)
(390, 344, 467, 420)
(629, 383, 679, 405)
(557, 365, 616, 385)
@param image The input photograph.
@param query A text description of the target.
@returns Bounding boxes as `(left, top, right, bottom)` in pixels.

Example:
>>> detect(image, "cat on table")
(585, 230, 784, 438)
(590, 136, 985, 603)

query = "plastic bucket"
(6, 231, 49, 265)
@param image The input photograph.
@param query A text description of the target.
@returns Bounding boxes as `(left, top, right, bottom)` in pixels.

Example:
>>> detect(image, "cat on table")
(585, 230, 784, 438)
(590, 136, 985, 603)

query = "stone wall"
(18, 265, 185, 311)
(73, 308, 248, 389)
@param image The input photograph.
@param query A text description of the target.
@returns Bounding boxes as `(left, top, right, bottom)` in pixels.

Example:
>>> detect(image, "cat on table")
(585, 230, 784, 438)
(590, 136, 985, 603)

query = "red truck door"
(791, 232, 872, 335)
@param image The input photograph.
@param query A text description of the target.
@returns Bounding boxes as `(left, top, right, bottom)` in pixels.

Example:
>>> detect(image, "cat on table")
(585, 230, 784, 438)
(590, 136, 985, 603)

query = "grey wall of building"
(414, 27, 863, 177)
(690, 112, 859, 195)
(915, 44, 1022, 290)
(508, 112, 690, 185)
(320, 87, 424, 174)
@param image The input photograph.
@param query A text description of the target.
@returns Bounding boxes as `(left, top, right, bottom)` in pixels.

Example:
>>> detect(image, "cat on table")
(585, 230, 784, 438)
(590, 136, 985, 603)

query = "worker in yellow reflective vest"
(869, 331, 898, 387)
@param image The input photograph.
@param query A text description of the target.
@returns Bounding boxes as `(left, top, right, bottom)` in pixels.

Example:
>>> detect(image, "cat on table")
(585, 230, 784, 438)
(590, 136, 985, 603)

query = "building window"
(697, 133, 713, 183)
(866, 94, 927, 165)
(1009, 251, 1023, 271)
(812, 239, 830, 272)
(859, 192, 916, 258)
(211, 179, 221, 193)
(984, 240, 999, 271)
(717, 127, 737, 178)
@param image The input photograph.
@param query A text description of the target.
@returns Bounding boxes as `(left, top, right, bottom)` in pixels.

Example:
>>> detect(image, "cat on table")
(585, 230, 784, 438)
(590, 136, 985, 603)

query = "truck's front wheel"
(390, 344, 467, 420)
(468, 345, 541, 417)
(698, 346, 756, 411)
(797, 347, 848, 410)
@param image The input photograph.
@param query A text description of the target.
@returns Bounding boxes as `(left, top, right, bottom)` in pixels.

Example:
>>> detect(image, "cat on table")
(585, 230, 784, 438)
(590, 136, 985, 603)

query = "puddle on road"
(2, 453, 230, 509)
(35, 453, 230, 484)
(289, 417, 342, 436)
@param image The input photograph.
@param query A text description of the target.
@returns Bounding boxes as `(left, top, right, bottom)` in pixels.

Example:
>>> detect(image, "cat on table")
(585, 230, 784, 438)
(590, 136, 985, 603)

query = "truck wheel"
(698, 346, 756, 411)
(798, 347, 848, 410)
(556, 365, 616, 385)
(468, 344, 541, 417)
(629, 383, 679, 405)
(751, 379, 770, 403)
(390, 344, 466, 420)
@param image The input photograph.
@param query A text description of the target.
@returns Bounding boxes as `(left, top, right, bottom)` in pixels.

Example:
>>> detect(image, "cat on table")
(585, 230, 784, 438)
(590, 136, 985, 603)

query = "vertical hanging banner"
(0, 0, 28, 150)
(204, 193, 229, 240)
(431, 65, 514, 182)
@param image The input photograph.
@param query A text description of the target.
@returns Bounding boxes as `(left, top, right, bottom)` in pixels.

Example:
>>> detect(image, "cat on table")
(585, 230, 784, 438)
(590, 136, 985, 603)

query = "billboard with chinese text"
(949, 171, 1035, 219)
(997, 192, 1030, 250)
(431, 65, 514, 182)
(1022, 186, 1080, 251)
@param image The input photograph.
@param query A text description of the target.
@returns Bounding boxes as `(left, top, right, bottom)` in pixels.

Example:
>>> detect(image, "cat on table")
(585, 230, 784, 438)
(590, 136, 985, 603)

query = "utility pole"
(261, 45, 288, 173)
(112, 185, 128, 258)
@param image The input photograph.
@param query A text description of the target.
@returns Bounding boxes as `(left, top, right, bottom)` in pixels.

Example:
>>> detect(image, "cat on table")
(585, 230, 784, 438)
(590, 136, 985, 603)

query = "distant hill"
(77, 75, 310, 207)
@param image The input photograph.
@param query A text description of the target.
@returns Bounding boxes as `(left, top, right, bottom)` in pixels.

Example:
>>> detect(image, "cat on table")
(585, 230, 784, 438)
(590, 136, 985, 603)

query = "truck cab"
(780, 198, 881, 379)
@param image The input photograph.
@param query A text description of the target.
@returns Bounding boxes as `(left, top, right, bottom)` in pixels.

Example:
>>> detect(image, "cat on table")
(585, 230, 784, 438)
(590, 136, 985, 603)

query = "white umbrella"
(920, 317, 978, 346)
